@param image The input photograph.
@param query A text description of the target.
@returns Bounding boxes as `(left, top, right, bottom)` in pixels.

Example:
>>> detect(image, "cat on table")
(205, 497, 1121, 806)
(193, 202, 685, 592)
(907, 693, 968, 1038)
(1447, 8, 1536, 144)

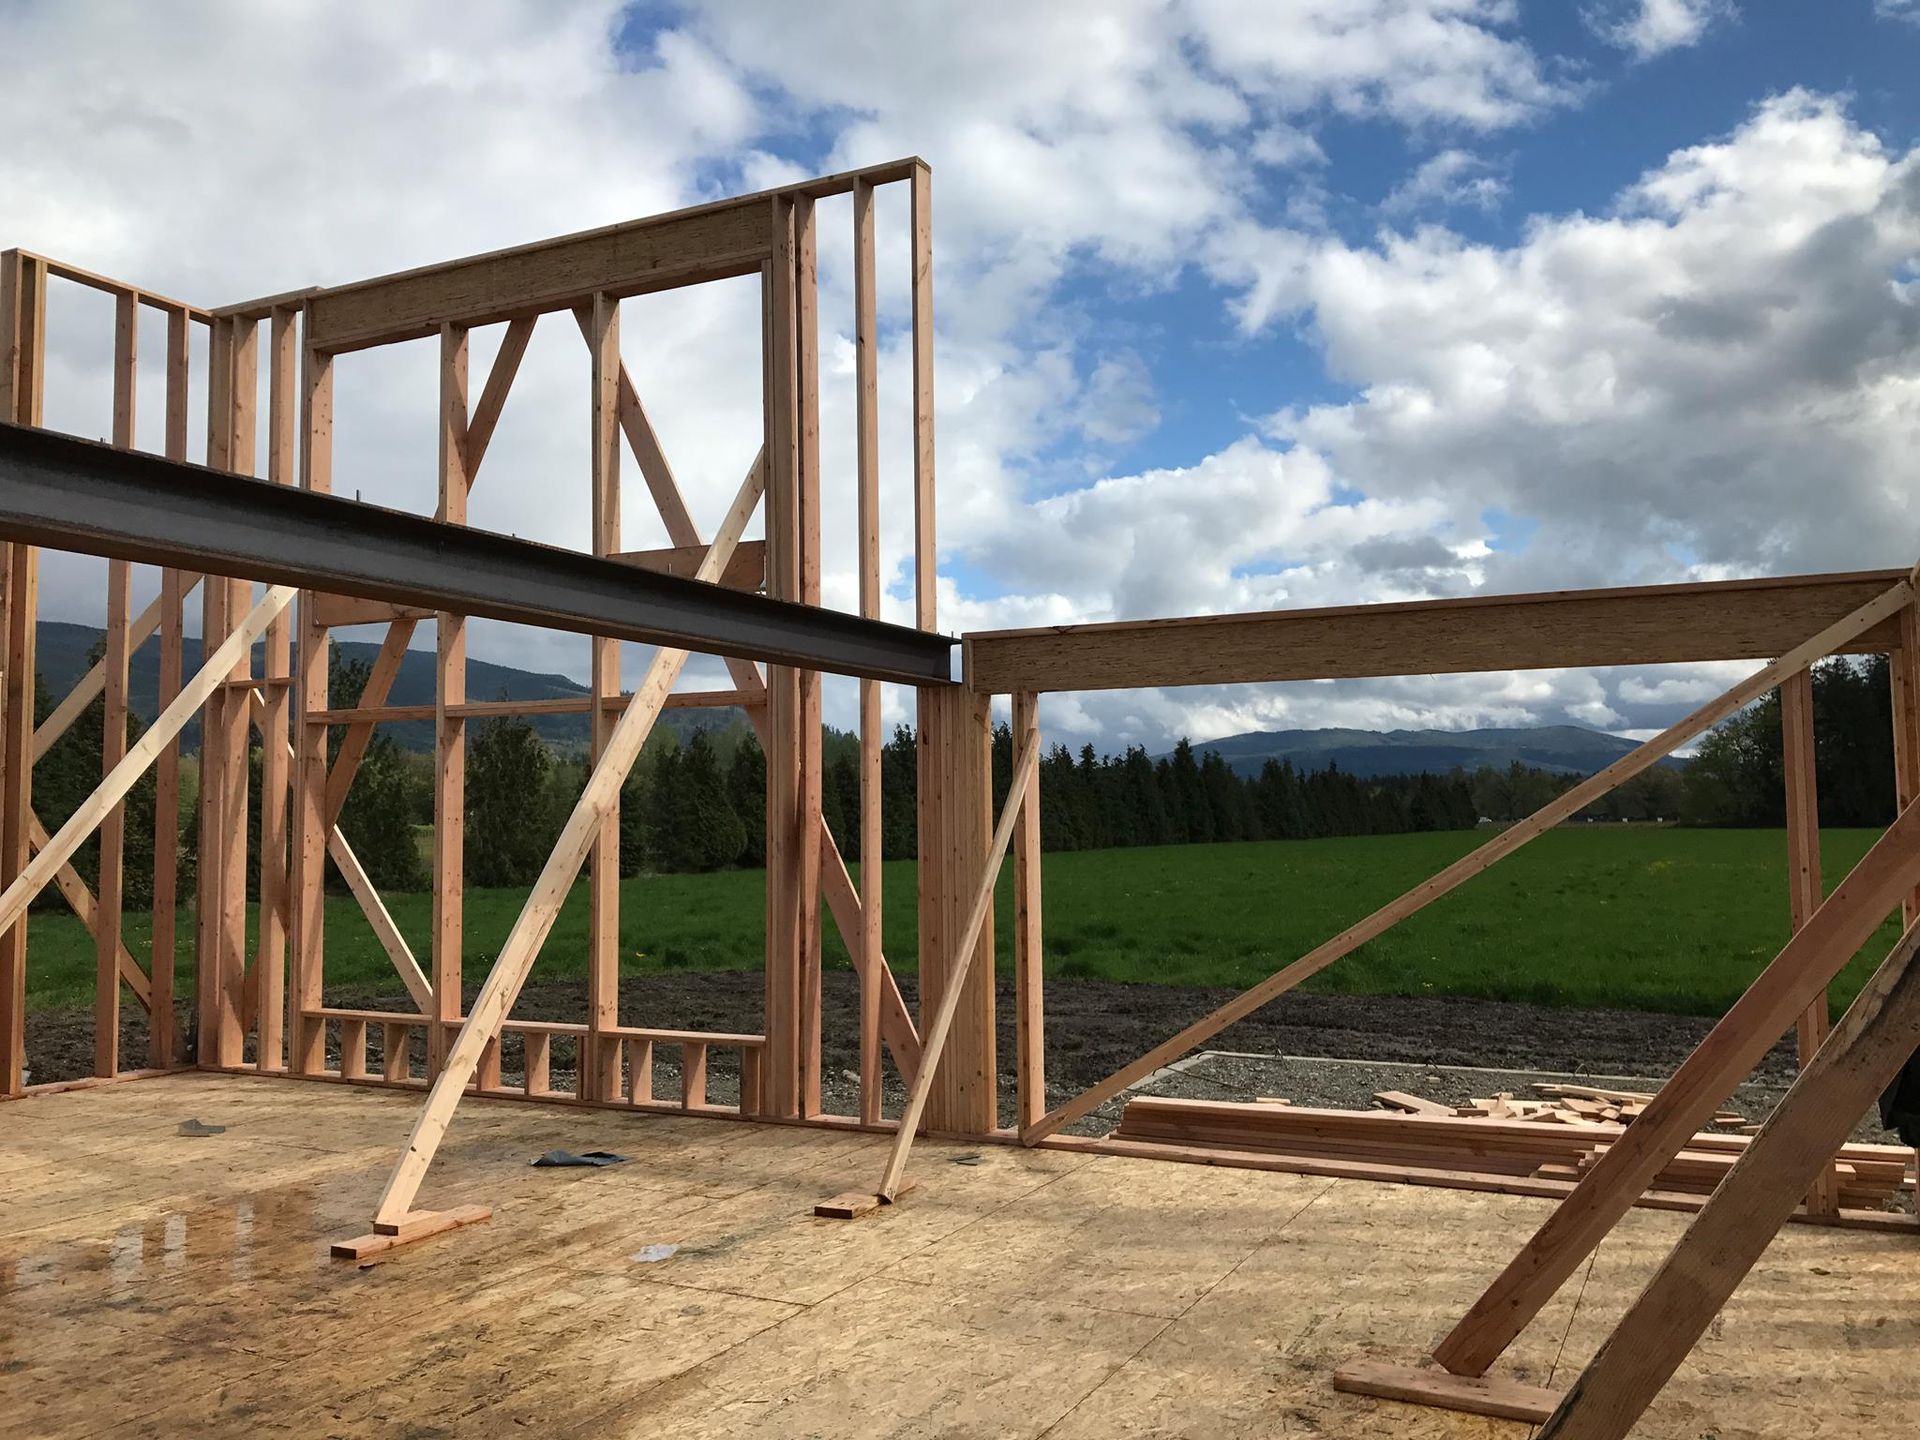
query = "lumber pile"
(1112, 1094, 1910, 1210)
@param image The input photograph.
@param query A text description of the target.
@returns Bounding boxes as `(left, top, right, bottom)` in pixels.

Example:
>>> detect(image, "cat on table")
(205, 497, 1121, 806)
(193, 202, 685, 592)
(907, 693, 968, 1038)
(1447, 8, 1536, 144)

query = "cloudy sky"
(3, 0, 1918, 753)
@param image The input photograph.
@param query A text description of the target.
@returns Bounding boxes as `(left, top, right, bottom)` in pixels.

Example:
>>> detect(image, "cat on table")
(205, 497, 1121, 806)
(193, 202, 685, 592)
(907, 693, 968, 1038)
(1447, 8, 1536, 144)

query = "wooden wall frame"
(3, 161, 1916, 1433)
(0, 162, 940, 1137)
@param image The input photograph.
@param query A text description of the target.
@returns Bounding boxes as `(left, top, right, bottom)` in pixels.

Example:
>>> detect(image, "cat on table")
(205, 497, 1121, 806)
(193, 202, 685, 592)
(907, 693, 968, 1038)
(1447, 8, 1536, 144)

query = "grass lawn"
(19, 826, 1899, 1020)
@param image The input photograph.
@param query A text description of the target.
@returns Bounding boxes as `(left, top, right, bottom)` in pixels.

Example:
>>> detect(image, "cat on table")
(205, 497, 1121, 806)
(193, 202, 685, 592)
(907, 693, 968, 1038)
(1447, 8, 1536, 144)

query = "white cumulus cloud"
(1587, 0, 1736, 59)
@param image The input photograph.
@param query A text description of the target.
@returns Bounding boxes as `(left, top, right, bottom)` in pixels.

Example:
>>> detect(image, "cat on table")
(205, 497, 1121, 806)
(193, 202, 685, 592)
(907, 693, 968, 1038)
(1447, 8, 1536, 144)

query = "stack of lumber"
(1111, 1095, 1910, 1210)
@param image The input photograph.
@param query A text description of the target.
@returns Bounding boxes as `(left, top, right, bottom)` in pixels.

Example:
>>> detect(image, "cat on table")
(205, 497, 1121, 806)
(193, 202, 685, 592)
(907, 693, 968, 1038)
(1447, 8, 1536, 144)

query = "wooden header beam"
(963, 569, 1909, 693)
(282, 159, 924, 353)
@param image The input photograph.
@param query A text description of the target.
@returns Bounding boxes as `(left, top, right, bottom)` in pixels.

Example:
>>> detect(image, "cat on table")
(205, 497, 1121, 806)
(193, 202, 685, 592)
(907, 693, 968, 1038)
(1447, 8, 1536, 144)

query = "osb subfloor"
(2, 1076, 1914, 1438)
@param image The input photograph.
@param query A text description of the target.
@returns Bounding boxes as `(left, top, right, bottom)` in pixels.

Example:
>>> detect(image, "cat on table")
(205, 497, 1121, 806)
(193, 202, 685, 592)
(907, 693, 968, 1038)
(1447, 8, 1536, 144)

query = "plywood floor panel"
(0, 1073, 1912, 1438)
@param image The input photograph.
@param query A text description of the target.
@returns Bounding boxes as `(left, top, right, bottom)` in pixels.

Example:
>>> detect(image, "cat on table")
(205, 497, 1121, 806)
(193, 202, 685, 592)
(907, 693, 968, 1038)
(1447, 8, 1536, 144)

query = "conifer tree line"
(22, 654, 1902, 904)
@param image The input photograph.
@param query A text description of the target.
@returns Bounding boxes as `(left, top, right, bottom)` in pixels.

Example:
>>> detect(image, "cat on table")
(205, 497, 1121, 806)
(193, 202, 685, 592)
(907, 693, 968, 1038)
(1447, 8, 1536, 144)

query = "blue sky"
(3, 1, 1919, 751)
(1074, 3, 1920, 478)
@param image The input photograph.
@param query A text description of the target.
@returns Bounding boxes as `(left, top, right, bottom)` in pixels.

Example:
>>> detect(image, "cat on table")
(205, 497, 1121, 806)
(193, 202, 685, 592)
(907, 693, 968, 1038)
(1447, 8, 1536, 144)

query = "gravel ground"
(23, 970, 1909, 1152)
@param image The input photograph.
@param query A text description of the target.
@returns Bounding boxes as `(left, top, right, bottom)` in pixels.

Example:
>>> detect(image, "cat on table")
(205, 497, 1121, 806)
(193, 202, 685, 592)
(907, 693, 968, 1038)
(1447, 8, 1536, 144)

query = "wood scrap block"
(332, 1204, 491, 1259)
(1333, 1358, 1561, 1423)
(1374, 1090, 1453, 1116)
(814, 1178, 918, 1220)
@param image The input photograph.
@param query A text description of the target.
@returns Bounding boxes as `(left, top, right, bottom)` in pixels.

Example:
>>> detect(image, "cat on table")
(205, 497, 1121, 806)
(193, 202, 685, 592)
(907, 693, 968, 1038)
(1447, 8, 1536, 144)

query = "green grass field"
(20, 827, 1900, 1020)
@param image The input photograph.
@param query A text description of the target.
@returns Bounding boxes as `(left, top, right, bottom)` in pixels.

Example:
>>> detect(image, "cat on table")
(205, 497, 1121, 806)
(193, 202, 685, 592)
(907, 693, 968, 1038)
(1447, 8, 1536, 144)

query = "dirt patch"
(24, 970, 1881, 1131)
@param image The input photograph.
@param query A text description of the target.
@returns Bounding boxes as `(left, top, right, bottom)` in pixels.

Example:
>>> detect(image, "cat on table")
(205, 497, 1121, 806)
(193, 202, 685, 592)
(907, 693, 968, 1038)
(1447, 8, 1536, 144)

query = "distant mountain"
(1179, 725, 1666, 780)
(34, 621, 739, 754)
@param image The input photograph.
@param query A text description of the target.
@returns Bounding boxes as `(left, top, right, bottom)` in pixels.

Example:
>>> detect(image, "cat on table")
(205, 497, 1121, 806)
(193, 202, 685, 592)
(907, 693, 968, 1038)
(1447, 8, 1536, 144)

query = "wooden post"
(1781, 668, 1836, 1214)
(853, 178, 885, 1125)
(429, 323, 469, 1077)
(149, 306, 190, 1069)
(1539, 911, 1920, 1440)
(876, 737, 1035, 1200)
(289, 335, 332, 1075)
(0, 250, 45, 1096)
(94, 292, 137, 1077)
(585, 293, 621, 1101)
(917, 684, 997, 1135)
(254, 306, 297, 1072)
(794, 195, 824, 1117)
(1890, 604, 1920, 923)
(1890, 601, 1920, 1191)
(195, 319, 231, 1061)
(195, 316, 255, 1068)
(1013, 691, 1045, 1131)
(763, 202, 804, 1118)
(910, 161, 936, 633)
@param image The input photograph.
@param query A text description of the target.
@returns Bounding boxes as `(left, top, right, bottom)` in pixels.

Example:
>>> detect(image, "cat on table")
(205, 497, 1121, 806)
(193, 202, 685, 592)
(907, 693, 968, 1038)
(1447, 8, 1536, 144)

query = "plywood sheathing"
(3, 1076, 1916, 1438)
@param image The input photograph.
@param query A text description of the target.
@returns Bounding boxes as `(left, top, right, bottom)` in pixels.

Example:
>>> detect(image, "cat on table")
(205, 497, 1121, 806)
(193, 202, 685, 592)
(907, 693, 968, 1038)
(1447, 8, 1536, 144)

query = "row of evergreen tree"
(25, 652, 1903, 902)
(456, 724, 1489, 886)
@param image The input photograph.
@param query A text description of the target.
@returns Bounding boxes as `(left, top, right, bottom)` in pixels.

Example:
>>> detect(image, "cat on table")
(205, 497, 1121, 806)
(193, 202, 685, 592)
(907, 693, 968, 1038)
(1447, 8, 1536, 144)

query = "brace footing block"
(331, 1204, 493, 1259)
(1332, 1359, 1561, 1424)
(815, 1180, 918, 1219)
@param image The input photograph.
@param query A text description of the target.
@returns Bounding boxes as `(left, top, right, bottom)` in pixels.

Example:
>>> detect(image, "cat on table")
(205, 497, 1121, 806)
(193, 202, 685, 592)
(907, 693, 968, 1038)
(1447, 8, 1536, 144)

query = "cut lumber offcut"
(0, 584, 297, 935)
(1109, 1097, 1901, 1210)
(1434, 791, 1920, 1379)
(1334, 1360, 1560, 1424)
(1536, 1083, 1656, 1105)
(1020, 576, 1914, 1148)
(815, 1178, 919, 1220)
(331, 1204, 491, 1259)
(1540, 907, 1920, 1440)
(1374, 1090, 1453, 1116)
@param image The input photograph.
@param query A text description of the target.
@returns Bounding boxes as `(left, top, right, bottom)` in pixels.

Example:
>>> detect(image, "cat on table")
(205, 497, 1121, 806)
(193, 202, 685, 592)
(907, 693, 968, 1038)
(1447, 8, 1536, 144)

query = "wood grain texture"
(94, 292, 137, 1077)
(910, 161, 936, 633)
(964, 569, 1910, 693)
(794, 196, 824, 1118)
(854, 179, 884, 1126)
(612, 539, 766, 591)
(586, 292, 621, 1102)
(289, 341, 333, 1075)
(297, 159, 918, 351)
(254, 307, 298, 1073)
(1780, 668, 1836, 1214)
(1013, 691, 1045, 1133)
(429, 324, 469, 1078)
(915, 685, 998, 1139)
(1, 252, 45, 1094)
(1333, 1360, 1559, 1424)
(304, 204, 767, 352)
